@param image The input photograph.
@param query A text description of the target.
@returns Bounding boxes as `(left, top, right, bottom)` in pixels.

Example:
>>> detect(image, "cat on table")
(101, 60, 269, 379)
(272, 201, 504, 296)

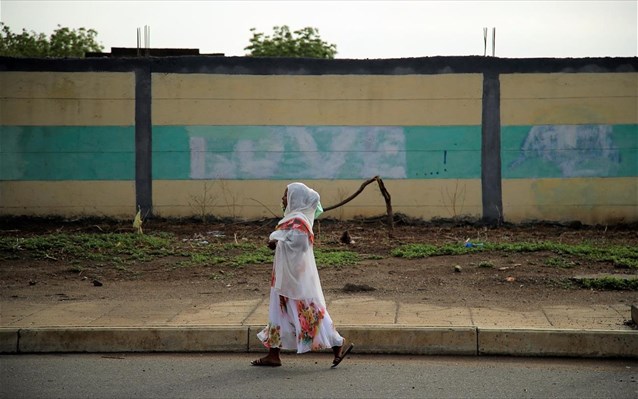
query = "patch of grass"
(478, 260, 494, 268)
(230, 246, 273, 267)
(576, 276, 638, 291)
(209, 271, 234, 280)
(190, 253, 227, 266)
(390, 241, 638, 269)
(548, 278, 577, 290)
(315, 249, 359, 267)
(222, 242, 258, 251)
(490, 242, 638, 268)
(0, 233, 175, 264)
(391, 243, 473, 258)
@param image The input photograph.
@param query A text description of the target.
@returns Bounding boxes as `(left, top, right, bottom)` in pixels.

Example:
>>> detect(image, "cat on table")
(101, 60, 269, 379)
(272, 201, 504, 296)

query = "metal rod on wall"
(492, 27, 496, 57)
(483, 27, 488, 57)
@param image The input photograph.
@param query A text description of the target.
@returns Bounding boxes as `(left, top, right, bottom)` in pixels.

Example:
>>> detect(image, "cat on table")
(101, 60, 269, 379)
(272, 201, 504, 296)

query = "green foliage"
(0, 23, 103, 57)
(391, 243, 471, 258)
(245, 25, 337, 58)
(478, 260, 494, 268)
(230, 245, 274, 267)
(391, 241, 638, 268)
(0, 232, 277, 270)
(577, 276, 638, 291)
(315, 249, 359, 267)
(0, 233, 173, 263)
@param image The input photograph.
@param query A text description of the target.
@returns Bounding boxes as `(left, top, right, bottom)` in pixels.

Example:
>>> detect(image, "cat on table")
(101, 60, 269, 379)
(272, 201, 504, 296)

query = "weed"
(222, 242, 257, 251)
(548, 278, 577, 289)
(67, 265, 85, 273)
(230, 247, 273, 266)
(114, 264, 130, 272)
(0, 233, 175, 271)
(478, 260, 494, 268)
(545, 257, 576, 269)
(391, 243, 473, 258)
(315, 249, 359, 267)
(440, 179, 466, 219)
(390, 241, 638, 269)
(188, 182, 218, 223)
(576, 276, 638, 291)
(209, 271, 234, 280)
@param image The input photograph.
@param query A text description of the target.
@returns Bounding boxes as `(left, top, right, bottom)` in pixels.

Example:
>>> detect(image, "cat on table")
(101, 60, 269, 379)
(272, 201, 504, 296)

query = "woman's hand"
(267, 239, 277, 250)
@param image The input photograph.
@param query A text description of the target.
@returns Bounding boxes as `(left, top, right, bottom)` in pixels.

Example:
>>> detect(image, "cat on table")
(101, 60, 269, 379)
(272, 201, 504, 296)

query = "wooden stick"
(323, 176, 394, 231)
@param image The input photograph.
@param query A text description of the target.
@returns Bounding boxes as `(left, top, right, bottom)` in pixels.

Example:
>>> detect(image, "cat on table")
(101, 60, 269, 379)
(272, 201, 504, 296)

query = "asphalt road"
(2, 353, 637, 399)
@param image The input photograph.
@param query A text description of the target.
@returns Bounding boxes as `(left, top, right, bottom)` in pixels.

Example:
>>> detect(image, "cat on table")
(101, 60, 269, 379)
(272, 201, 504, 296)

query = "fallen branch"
(323, 176, 394, 230)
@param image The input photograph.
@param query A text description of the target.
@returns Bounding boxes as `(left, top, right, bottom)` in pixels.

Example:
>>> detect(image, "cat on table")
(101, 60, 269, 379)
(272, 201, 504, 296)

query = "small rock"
(92, 279, 103, 287)
(343, 283, 376, 292)
(454, 265, 462, 273)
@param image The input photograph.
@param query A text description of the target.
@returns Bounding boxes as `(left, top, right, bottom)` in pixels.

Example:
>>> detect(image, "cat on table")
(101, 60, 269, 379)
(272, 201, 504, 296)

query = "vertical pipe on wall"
(481, 71, 503, 225)
(135, 62, 153, 217)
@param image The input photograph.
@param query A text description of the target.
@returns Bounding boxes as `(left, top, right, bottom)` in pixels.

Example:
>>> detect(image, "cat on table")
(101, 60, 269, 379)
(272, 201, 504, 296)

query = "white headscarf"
(279, 182, 321, 228)
(269, 182, 325, 304)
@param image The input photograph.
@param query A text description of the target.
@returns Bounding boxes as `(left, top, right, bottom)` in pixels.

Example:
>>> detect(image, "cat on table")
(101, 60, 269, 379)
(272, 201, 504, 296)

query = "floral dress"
(257, 285, 343, 353)
(257, 186, 344, 353)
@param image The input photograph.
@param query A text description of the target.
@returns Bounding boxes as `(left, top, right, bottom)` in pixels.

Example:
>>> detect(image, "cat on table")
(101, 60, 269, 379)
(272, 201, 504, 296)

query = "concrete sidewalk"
(1, 296, 637, 358)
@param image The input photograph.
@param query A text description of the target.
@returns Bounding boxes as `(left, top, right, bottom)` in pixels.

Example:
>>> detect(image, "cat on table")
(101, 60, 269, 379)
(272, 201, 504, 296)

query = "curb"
(2, 326, 636, 358)
(478, 328, 638, 358)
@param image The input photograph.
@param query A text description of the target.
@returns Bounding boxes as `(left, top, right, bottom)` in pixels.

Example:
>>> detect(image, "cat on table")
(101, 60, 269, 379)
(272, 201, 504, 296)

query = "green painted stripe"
(502, 124, 637, 179)
(1, 126, 135, 180)
(7, 124, 631, 182)
(404, 126, 481, 179)
(153, 125, 482, 180)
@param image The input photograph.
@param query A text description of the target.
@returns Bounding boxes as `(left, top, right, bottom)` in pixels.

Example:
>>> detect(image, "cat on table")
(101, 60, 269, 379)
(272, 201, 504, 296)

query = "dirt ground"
(1, 217, 637, 311)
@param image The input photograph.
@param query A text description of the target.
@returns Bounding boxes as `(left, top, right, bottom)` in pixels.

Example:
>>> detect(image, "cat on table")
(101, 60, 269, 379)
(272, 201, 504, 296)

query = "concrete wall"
(0, 71, 136, 216)
(500, 73, 637, 224)
(0, 56, 636, 224)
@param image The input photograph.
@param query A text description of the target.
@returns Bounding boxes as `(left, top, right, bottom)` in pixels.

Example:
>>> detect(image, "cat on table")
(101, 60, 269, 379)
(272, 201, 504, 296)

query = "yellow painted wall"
(152, 179, 483, 221)
(502, 178, 638, 225)
(0, 181, 135, 217)
(500, 73, 638, 224)
(500, 73, 638, 125)
(2, 70, 635, 224)
(151, 73, 484, 220)
(1, 72, 135, 218)
(0, 72, 135, 126)
(152, 74, 483, 125)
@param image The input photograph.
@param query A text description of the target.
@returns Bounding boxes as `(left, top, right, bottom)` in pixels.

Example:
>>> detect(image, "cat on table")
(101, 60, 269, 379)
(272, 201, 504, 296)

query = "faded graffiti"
(508, 125, 621, 177)
(189, 126, 407, 179)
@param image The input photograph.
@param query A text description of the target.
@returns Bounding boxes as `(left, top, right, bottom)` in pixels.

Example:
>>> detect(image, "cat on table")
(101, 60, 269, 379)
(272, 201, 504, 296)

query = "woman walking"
(252, 182, 353, 368)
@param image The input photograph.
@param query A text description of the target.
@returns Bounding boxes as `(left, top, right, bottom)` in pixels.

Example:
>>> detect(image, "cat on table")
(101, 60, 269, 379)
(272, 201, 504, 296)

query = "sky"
(0, 0, 636, 59)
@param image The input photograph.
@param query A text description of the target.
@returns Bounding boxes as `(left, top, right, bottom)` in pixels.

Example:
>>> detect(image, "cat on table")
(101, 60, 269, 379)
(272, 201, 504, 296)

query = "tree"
(245, 25, 337, 59)
(0, 23, 104, 57)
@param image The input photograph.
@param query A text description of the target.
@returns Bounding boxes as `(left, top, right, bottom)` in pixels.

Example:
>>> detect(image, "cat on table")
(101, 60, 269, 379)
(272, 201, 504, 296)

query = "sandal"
(331, 343, 354, 368)
(251, 358, 282, 367)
